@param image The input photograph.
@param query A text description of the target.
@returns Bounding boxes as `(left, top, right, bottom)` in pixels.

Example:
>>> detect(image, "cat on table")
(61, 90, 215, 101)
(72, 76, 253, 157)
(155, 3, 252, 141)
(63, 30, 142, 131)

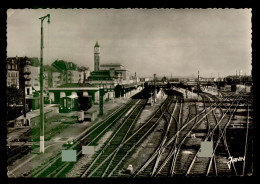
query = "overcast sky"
(7, 9, 252, 78)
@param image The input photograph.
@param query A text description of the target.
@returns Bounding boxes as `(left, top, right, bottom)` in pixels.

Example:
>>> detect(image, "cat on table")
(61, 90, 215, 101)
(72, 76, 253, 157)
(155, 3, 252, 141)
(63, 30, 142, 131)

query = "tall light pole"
(153, 74, 156, 103)
(197, 71, 200, 102)
(39, 14, 50, 153)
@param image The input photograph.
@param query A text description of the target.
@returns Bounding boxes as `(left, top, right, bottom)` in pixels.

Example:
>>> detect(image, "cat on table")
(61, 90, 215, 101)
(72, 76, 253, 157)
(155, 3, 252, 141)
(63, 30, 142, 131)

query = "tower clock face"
(94, 47, 100, 53)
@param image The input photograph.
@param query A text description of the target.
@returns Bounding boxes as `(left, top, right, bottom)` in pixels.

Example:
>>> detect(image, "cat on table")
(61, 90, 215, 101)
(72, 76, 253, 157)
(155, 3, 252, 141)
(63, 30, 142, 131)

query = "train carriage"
(59, 95, 78, 113)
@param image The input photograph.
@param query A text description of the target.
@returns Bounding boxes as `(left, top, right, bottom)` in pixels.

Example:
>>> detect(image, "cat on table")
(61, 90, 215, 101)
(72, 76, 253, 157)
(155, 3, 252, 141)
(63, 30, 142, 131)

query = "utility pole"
(154, 74, 156, 103)
(197, 71, 200, 102)
(39, 14, 50, 153)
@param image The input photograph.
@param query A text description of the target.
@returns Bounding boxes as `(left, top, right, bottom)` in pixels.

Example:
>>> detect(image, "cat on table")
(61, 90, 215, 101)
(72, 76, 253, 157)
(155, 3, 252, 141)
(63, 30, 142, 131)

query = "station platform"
(15, 104, 59, 126)
(84, 86, 142, 122)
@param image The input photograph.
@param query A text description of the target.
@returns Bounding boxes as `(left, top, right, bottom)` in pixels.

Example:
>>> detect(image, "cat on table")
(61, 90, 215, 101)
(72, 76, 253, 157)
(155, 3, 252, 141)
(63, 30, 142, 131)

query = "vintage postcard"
(6, 9, 252, 178)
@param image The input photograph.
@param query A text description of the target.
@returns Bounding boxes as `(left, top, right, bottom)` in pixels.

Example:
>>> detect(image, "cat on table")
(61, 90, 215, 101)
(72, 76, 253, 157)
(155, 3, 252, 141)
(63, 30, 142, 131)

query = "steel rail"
(30, 99, 138, 177)
(101, 100, 147, 177)
(132, 97, 176, 176)
(108, 97, 174, 177)
(154, 102, 198, 176)
(186, 95, 242, 176)
(134, 94, 234, 177)
(82, 99, 144, 177)
(52, 100, 142, 178)
(151, 99, 178, 175)
(105, 97, 175, 177)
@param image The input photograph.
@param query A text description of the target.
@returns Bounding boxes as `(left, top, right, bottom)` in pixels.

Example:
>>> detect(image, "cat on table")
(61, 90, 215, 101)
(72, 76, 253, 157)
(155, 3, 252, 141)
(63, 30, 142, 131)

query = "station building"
(88, 42, 131, 87)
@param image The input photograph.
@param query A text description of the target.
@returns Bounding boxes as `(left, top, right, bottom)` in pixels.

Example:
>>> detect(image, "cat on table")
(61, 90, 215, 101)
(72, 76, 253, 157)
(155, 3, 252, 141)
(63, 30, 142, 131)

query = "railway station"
(6, 9, 253, 179)
(7, 81, 253, 177)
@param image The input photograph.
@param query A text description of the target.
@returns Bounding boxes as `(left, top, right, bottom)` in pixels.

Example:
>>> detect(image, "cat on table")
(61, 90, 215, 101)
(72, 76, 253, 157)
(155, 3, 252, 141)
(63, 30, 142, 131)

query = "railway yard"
(7, 85, 253, 178)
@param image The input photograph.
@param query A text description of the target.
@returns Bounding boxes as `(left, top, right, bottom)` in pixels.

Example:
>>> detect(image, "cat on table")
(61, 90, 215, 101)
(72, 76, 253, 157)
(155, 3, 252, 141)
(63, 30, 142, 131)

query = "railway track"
(186, 93, 242, 176)
(10, 88, 252, 178)
(26, 98, 141, 177)
(7, 145, 31, 166)
(133, 95, 185, 177)
(134, 96, 180, 177)
(79, 99, 147, 177)
(78, 95, 178, 177)
(134, 91, 245, 177)
(7, 128, 32, 166)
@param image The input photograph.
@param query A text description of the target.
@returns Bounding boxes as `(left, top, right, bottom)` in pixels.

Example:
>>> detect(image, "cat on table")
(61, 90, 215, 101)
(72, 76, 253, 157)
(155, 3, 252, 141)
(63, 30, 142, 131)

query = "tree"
(161, 76, 168, 82)
(6, 86, 24, 106)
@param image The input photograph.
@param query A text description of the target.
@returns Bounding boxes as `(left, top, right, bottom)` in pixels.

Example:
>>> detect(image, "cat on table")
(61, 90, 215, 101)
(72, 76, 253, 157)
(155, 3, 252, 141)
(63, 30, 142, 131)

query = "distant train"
(59, 95, 92, 113)
(59, 95, 78, 113)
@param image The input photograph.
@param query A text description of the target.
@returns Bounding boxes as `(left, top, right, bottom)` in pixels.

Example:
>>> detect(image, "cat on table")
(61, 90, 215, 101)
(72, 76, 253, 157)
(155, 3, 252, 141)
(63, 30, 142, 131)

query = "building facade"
(23, 58, 40, 95)
(99, 63, 130, 83)
(89, 41, 132, 86)
(51, 59, 80, 85)
(79, 66, 90, 84)
(6, 57, 19, 88)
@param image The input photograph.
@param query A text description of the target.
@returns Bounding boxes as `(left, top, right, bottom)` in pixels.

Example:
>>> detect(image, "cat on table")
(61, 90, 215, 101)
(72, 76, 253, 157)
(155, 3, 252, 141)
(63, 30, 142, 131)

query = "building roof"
(100, 63, 124, 67)
(78, 66, 89, 72)
(6, 57, 17, 64)
(58, 83, 96, 88)
(89, 70, 114, 80)
(7, 57, 40, 67)
(91, 70, 110, 75)
(95, 41, 99, 47)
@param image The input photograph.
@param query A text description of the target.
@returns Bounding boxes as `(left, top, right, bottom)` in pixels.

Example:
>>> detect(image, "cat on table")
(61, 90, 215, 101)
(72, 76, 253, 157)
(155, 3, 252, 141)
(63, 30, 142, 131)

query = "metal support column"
(99, 88, 104, 115)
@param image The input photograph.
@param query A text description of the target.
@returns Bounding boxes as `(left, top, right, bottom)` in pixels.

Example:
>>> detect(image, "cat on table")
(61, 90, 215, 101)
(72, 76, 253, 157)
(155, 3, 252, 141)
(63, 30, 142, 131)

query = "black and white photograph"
(5, 8, 253, 178)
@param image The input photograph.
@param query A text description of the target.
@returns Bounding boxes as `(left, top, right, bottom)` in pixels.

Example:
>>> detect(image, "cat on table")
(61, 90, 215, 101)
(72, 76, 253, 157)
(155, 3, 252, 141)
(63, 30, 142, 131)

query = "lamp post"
(39, 14, 50, 153)
(197, 71, 200, 102)
(154, 74, 156, 103)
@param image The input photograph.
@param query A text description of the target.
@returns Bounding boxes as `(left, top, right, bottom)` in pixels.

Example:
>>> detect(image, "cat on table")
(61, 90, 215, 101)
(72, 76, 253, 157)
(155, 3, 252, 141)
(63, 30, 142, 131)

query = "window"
(67, 99, 71, 108)
(11, 72, 15, 77)
(71, 99, 74, 108)
(64, 99, 66, 107)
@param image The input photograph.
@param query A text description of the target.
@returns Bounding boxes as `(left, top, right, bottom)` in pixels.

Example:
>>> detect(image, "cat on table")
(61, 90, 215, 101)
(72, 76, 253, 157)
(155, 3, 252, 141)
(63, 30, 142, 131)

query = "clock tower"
(94, 41, 100, 71)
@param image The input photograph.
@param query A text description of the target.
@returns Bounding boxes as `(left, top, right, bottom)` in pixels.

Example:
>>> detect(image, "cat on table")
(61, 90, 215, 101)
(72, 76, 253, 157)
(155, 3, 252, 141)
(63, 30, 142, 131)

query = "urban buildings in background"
(6, 42, 141, 112)
(6, 41, 252, 118)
